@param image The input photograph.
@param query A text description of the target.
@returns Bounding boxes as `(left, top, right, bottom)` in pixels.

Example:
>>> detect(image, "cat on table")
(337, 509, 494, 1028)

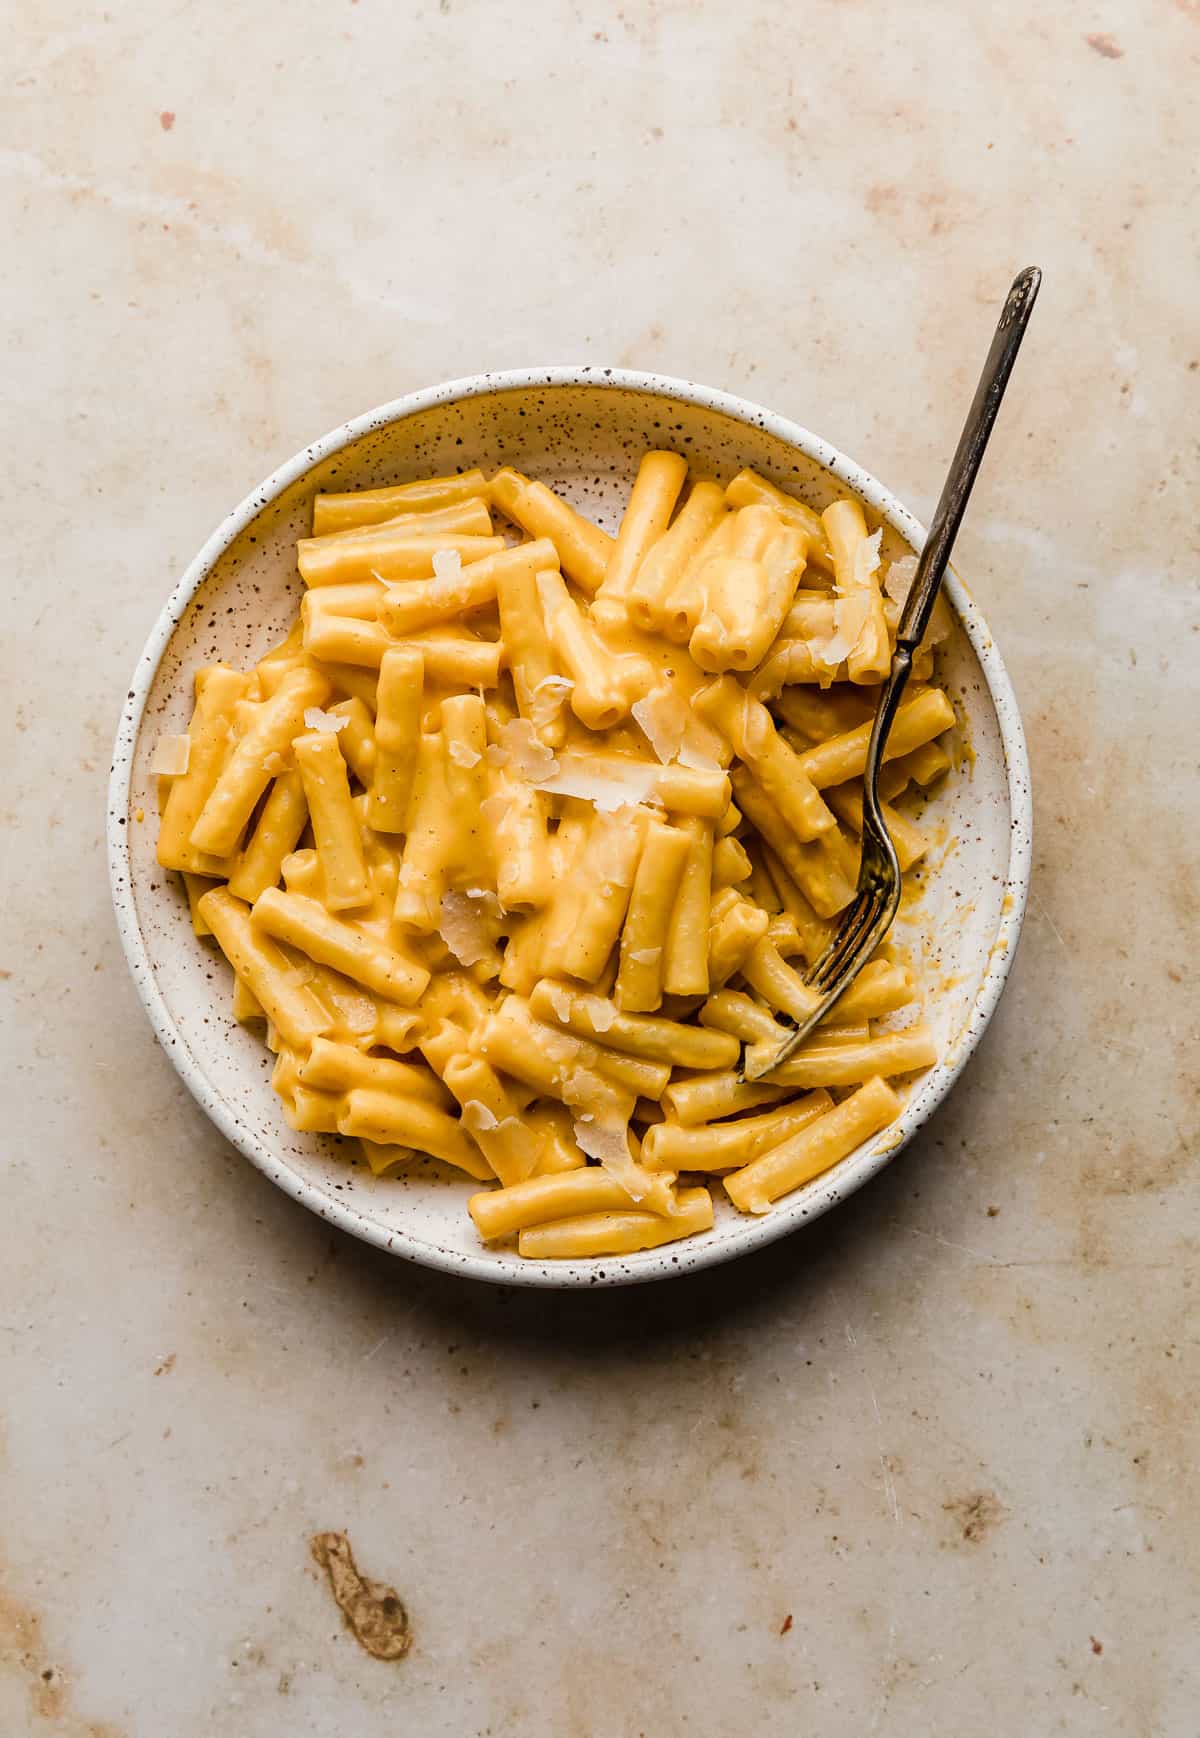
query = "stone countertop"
(3, 3, 1197, 1733)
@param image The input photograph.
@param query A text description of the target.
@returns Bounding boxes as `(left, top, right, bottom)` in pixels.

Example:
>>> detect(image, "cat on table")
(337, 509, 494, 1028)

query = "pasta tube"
(490, 468, 613, 593)
(156, 665, 248, 875)
(226, 769, 308, 904)
(536, 569, 654, 730)
(197, 888, 331, 1048)
(483, 767, 553, 910)
(442, 1054, 544, 1188)
(724, 1077, 900, 1213)
(469, 1162, 680, 1242)
(516, 1186, 713, 1259)
(328, 697, 376, 787)
(615, 818, 692, 1011)
(190, 667, 329, 857)
(661, 1071, 792, 1126)
(296, 1037, 450, 1106)
(593, 450, 688, 622)
(366, 646, 424, 833)
(824, 782, 930, 871)
(338, 1088, 490, 1179)
(661, 816, 714, 996)
(821, 498, 890, 683)
(690, 509, 808, 673)
(312, 470, 487, 534)
(392, 730, 452, 931)
(729, 770, 857, 917)
(558, 808, 648, 982)
(795, 689, 955, 790)
(763, 1023, 938, 1088)
(641, 1090, 834, 1173)
(706, 891, 770, 987)
(626, 480, 726, 632)
(378, 538, 558, 637)
(693, 676, 834, 841)
(439, 693, 489, 886)
(252, 886, 430, 1003)
(298, 528, 502, 587)
(723, 468, 832, 570)
(494, 552, 563, 741)
(293, 731, 370, 911)
(529, 979, 740, 1070)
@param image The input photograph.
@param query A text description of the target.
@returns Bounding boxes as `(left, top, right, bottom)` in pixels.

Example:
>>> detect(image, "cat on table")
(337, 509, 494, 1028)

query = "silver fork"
(743, 265, 1042, 1081)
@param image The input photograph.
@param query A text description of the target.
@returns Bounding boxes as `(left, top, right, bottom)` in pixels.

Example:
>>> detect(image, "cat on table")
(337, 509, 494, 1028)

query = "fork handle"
(895, 265, 1042, 654)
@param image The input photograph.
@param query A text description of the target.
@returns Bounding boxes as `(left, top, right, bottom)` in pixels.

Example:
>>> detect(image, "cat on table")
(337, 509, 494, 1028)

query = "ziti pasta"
(155, 459, 955, 1258)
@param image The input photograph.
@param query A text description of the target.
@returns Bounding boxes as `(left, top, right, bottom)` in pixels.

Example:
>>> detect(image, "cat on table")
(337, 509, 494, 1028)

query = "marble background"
(3, 2, 1197, 1733)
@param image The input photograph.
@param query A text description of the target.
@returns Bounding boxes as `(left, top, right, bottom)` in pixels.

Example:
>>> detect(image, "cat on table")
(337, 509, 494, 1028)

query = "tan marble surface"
(3, 2, 1198, 1733)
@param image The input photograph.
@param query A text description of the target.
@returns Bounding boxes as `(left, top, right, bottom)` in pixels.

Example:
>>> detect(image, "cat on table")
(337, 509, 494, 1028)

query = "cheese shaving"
(628, 947, 661, 965)
(478, 792, 509, 827)
(461, 1099, 499, 1132)
(851, 528, 883, 588)
(571, 1113, 647, 1198)
(588, 999, 616, 1033)
(437, 892, 500, 969)
(530, 674, 573, 729)
(535, 762, 658, 813)
(495, 718, 559, 782)
(149, 734, 191, 777)
(544, 982, 574, 1025)
(303, 707, 349, 735)
(677, 716, 726, 772)
(447, 739, 481, 767)
(883, 553, 919, 605)
(631, 686, 688, 764)
(432, 548, 464, 582)
(465, 888, 504, 919)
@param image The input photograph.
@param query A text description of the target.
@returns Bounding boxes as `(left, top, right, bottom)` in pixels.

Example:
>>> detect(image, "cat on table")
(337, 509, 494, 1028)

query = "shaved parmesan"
(678, 715, 726, 772)
(461, 1100, 499, 1133)
(438, 892, 500, 970)
(834, 590, 872, 651)
(535, 761, 657, 812)
(530, 673, 573, 729)
(495, 718, 559, 782)
(465, 888, 504, 919)
(150, 734, 190, 777)
(573, 1114, 638, 1176)
(924, 593, 954, 647)
(588, 999, 616, 1033)
(261, 750, 288, 777)
(303, 707, 349, 735)
(479, 792, 509, 827)
(883, 553, 919, 605)
(544, 982, 574, 1025)
(632, 687, 688, 764)
(851, 528, 882, 588)
(447, 738, 481, 767)
(628, 947, 661, 965)
(432, 548, 463, 582)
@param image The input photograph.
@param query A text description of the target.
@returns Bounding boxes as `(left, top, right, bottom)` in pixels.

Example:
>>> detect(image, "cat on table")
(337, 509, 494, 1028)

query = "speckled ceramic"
(108, 369, 1031, 1288)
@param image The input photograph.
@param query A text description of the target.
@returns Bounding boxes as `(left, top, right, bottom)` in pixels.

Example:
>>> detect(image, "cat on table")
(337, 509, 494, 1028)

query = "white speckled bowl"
(108, 369, 1031, 1287)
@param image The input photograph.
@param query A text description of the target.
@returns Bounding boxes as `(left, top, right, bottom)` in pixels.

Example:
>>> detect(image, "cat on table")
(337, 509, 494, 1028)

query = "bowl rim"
(108, 366, 1032, 1288)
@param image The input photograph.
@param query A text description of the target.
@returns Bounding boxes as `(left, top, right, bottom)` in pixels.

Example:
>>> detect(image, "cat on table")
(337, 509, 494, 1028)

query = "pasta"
(157, 454, 956, 1258)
